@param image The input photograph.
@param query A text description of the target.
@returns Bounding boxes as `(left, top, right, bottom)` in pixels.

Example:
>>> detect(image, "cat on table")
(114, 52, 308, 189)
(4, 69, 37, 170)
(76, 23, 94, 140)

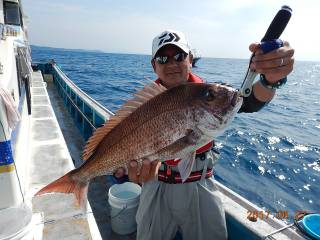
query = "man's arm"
(239, 41, 294, 113)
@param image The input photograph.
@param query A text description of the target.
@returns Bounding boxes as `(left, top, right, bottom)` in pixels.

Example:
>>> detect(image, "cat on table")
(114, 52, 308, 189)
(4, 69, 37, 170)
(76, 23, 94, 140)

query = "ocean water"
(31, 46, 320, 222)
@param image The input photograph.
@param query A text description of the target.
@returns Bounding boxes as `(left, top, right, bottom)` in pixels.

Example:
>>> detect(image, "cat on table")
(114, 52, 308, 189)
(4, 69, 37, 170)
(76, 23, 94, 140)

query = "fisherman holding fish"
(36, 29, 294, 239)
(118, 30, 295, 239)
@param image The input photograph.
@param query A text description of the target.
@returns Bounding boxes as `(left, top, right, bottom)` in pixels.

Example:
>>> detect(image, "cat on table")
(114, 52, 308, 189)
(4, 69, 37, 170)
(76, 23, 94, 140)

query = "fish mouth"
(231, 91, 241, 107)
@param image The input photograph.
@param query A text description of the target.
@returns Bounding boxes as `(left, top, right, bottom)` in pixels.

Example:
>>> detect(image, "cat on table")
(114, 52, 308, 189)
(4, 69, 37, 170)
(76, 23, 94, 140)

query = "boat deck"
(28, 71, 101, 239)
(43, 72, 135, 239)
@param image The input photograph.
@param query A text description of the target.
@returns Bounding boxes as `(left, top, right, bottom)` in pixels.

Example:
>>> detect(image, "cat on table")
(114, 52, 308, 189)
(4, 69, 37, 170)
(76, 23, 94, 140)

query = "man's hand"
(249, 41, 295, 82)
(128, 159, 161, 184)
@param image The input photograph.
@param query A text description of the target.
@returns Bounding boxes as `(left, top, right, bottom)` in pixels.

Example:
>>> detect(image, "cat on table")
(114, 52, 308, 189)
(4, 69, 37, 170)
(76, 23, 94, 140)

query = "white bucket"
(108, 182, 141, 235)
(0, 203, 33, 240)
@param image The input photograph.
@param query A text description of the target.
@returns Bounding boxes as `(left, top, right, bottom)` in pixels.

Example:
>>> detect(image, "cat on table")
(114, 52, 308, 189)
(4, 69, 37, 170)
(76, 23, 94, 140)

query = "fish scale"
(89, 108, 191, 175)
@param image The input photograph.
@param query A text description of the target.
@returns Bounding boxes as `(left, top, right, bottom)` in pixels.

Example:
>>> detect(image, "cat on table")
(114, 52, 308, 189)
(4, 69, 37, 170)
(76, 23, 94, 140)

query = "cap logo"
(158, 32, 180, 46)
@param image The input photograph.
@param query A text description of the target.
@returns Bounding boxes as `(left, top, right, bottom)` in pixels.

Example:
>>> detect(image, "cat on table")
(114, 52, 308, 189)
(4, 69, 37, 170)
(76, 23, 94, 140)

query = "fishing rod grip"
(261, 5, 292, 42)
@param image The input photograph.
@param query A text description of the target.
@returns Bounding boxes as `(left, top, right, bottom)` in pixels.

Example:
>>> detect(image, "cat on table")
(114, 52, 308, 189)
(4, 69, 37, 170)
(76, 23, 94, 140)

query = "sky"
(23, 0, 320, 61)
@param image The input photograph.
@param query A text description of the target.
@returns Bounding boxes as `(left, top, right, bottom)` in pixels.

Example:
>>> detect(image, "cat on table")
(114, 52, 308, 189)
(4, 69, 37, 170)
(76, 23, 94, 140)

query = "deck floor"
(46, 80, 136, 240)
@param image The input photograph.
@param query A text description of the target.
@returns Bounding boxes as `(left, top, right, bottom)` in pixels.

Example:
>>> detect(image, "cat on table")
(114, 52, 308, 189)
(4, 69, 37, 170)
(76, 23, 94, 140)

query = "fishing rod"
(239, 5, 292, 97)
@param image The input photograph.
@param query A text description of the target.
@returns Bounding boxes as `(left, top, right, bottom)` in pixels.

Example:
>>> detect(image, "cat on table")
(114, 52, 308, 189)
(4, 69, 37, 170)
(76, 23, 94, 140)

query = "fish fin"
(178, 152, 196, 182)
(153, 129, 200, 158)
(82, 82, 167, 161)
(35, 170, 88, 207)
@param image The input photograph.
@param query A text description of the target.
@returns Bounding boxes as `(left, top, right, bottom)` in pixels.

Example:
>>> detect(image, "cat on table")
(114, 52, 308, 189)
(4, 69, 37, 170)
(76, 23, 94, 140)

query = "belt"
(158, 168, 213, 184)
(161, 149, 211, 169)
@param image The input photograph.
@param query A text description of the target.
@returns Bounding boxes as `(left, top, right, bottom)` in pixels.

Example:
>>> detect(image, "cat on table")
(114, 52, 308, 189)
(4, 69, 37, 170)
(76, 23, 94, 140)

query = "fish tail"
(35, 170, 88, 207)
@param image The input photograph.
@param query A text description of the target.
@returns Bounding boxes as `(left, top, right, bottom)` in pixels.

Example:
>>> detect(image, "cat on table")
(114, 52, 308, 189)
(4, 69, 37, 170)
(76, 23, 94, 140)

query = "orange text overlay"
(246, 210, 308, 221)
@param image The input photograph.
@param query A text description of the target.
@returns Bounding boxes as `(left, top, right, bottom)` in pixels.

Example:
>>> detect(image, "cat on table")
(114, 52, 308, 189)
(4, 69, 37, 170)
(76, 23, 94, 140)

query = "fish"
(35, 82, 243, 206)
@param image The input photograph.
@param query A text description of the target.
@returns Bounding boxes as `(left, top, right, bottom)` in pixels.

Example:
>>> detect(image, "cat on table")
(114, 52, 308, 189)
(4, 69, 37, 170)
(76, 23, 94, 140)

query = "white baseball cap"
(152, 29, 191, 58)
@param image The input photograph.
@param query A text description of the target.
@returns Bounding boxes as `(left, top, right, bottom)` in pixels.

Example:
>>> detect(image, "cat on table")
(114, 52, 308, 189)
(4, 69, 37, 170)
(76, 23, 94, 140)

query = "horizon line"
(30, 44, 319, 63)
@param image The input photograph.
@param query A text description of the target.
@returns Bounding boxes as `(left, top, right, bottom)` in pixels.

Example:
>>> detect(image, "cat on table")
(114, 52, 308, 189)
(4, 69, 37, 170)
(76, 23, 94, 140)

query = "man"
(116, 29, 294, 240)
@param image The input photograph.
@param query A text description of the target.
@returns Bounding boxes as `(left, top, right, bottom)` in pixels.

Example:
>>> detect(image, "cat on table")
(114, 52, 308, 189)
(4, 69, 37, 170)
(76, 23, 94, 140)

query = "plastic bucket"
(301, 214, 320, 239)
(0, 203, 33, 240)
(108, 182, 141, 235)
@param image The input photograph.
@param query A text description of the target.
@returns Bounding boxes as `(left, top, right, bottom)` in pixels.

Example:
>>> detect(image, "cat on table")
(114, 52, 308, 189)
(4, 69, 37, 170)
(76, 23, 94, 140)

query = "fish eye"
(205, 89, 215, 101)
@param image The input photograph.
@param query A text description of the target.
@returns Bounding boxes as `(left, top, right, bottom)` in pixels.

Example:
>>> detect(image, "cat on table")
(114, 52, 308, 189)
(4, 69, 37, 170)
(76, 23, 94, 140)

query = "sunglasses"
(154, 52, 188, 64)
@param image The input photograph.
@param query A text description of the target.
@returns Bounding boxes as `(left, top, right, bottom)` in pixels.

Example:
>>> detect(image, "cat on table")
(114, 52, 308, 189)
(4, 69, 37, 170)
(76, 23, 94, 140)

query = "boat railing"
(36, 62, 113, 140)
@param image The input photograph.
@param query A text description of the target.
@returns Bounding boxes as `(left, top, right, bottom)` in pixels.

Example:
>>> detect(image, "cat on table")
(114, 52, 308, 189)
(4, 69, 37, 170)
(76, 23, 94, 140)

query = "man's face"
(152, 44, 193, 88)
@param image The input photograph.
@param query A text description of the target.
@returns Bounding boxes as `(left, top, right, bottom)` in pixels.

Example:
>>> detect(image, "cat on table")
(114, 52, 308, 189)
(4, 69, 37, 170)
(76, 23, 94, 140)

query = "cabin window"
(3, 1, 22, 26)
